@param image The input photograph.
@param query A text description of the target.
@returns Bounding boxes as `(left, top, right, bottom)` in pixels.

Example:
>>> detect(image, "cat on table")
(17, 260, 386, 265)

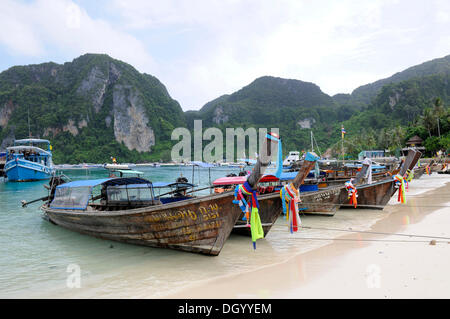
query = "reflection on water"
(0, 169, 447, 298)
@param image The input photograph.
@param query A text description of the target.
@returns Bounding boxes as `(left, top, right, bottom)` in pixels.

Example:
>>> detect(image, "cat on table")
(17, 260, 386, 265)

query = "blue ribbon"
(242, 181, 259, 210)
(233, 185, 248, 219)
(281, 186, 287, 217)
(265, 133, 283, 178)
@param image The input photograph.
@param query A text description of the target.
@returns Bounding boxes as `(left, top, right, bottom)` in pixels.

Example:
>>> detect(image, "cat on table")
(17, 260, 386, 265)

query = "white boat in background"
(160, 162, 178, 167)
(136, 163, 161, 167)
(283, 151, 300, 167)
(103, 163, 131, 170)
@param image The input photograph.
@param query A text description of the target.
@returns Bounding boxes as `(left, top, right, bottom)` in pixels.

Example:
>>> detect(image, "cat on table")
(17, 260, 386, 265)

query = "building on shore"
(401, 135, 425, 155)
(358, 150, 385, 160)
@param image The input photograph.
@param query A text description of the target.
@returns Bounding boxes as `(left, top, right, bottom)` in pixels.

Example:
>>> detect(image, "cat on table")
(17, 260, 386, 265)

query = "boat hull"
(413, 167, 426, 179)
(232, 186, 343, 237)
(41, 192, 242, 256)
(324, 173, 388, 187)
(5, 159, 54, 181)
(339, 179, 396, 209)
(298, 186, 343, 216)
(233, 192, 283, 237)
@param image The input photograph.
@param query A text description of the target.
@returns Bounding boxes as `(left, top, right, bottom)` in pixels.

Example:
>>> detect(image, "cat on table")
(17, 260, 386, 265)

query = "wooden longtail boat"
(413, 166, 426, 179)
(233, 191, 283, 236)
(296, 185, 343, 216)
(294, 157, 405, 215)
(430, 163, 441, 173)
(339, 149, 422, 209)
(319, 159, 402, 187)
(339, 179, 396, 209)
(233, 183, 343, 225)
(42, 182, 242, 255)
(39, 135, 279, 256)
(438, 166, 450, 174)
(261, 151, 419, 215)
(281, 157, 400, 215)
(265, 155, 404, 216)
(323, 168, 391, 187)
(276, 158, 402, 216)
(233, 152, 320, 236)
(437, 160, 449, 174)
(233, 183, 343, 234)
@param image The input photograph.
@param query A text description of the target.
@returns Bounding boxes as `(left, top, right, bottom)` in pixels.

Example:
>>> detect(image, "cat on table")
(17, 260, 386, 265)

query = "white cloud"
(1, 0, 450, 110)
(0, 3, 44, 56)
(0, 0, 156, 73)
(111, 0, 401, 108)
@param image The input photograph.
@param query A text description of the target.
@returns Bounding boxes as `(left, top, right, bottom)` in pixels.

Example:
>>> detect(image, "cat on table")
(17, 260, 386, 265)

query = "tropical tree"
(389, 126, 406, 149)
(378, 128, 391, 150)
(433, 98, 446, 138)
(433, 97, 445, 117)
(418, 107, 436, 138)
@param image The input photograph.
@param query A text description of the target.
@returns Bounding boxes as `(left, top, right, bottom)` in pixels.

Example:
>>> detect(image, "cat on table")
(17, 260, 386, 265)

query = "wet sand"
(165, 174, 450, 298)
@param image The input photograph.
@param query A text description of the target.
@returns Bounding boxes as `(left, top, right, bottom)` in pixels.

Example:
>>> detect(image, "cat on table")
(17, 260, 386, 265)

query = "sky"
(0, 0, 450, 111)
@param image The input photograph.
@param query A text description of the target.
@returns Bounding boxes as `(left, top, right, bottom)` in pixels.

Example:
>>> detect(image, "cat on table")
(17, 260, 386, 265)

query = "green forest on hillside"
(0, 54, 449, 164)
(186, 73, 450, 160)
(337, 74, 450, 158)
(0, 54, 184, 164)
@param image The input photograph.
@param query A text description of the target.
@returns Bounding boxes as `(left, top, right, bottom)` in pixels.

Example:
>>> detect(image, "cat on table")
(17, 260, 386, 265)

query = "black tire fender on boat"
(176, 176, 188, 183)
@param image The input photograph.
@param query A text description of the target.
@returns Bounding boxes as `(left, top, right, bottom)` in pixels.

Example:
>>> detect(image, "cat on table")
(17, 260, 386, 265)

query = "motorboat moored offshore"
(4, 139, 55, 182)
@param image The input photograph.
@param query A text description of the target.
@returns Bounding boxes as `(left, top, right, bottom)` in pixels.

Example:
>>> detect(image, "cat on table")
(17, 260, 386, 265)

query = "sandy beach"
(165, 174, 450, 299)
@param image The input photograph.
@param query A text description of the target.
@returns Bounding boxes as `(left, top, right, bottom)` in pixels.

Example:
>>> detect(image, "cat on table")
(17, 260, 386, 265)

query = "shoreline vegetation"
(0, 54, 448, 164)
(50, 156, 441, 167)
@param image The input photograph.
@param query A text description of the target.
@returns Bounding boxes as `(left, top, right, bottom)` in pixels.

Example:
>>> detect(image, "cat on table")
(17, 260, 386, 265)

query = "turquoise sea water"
(0, 166, 242, 297)
(2, 166, 440, 298)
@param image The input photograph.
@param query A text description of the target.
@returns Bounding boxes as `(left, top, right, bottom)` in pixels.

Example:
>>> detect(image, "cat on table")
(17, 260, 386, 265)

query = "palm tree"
(419, 107, 436, 138)
(433, 98, 445, 138)
(433, 98, 445, 117)
(378, 128, 390, 150)
(390, 126, 406, 149)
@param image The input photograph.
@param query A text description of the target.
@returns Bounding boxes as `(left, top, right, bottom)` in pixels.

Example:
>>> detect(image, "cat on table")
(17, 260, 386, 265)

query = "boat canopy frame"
(51, 177, 157, 210)
(13, 139, 51, 151)
(50, 178, 198, 211)
(6, 146, 52, 157)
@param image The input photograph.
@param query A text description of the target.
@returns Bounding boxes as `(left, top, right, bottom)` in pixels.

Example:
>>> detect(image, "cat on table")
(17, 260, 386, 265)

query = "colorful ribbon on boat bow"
(344, 180, 358, 208)
(405, 169, 414, 183)
(232, 181, 264, 249)
(394, 174, 406, 204)
(280, 183, 302, 233)
(425, 165, 431, 175)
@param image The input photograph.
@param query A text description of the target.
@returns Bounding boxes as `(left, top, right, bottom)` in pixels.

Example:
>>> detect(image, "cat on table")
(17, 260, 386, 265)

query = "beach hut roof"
(406, 135, 424, 145)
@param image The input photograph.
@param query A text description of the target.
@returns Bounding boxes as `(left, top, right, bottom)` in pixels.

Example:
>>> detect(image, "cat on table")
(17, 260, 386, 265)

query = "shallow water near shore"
(0, 168, 448, 298)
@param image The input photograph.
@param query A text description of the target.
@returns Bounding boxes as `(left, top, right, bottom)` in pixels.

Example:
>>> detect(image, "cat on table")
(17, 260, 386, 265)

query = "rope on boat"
(338, 204, 450, 208)
(233, 223, 273, 228)
(270, 225, 450, 241)
(297, 202, 450, 208)
(397, 194, 450, 198)
(233, 181, 264, 249)
(395, 186, 450, 189)
(280, 183, 302, 233)
(281, 237, 450, 244)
